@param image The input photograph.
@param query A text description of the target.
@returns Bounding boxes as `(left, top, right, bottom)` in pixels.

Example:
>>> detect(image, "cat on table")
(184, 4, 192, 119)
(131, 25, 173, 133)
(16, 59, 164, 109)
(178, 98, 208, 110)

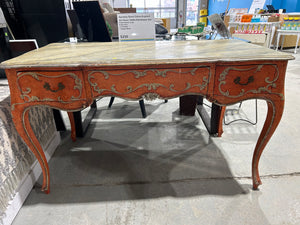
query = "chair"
(207, 13, 231, 39)
(9, 39, 38, 57)
(223, 100, 258, 125)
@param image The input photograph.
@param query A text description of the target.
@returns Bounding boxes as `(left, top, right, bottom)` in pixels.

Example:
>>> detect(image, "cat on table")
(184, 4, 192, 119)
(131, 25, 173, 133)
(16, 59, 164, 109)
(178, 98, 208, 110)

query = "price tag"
(117, 13, 155, 42)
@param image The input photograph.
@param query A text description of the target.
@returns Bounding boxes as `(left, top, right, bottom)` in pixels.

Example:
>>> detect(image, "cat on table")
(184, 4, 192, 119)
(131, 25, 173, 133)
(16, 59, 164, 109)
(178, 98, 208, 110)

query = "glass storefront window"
(130, 0, 176, 18)
(161, 0, 175, 7)
(146, 0, 160, 8)
(129, 0, 144, 8)
(186, 0, 198, 25)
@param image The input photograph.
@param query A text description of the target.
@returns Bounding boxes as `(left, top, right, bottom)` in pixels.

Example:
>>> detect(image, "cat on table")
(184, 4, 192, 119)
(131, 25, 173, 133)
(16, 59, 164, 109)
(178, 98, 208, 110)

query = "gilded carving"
(218, 64, 284, 99)
(88, 66, 211, 97)
(110, 83, 168, 95)
(21, 107, 49, 191)
(17, 72, 83, 103)
(88, 67, 202, 80)
(142, 93, 163, 101)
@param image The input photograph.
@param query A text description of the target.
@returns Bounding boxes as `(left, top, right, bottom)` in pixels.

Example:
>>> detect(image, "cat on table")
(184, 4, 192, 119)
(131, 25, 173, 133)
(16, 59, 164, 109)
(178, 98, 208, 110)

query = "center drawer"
(87, 66, 211, 99)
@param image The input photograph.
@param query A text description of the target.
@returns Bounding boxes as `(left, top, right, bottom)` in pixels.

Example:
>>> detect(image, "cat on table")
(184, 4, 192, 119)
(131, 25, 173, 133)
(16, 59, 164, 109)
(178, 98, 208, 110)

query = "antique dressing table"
(0, 39, 294, 193)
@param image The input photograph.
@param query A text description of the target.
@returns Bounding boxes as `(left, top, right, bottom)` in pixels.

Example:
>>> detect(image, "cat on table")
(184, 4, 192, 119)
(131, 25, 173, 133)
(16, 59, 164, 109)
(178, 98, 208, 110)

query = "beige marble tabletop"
(0, 39, 294, 69)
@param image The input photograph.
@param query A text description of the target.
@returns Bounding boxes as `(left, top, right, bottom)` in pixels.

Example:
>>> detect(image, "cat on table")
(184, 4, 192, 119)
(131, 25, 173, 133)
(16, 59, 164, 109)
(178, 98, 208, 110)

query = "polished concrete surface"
(13, 50, 300, 225)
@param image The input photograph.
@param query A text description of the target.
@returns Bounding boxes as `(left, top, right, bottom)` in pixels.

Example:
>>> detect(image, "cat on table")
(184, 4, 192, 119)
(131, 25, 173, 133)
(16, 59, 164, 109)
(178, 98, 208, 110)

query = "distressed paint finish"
(87, 66, 211, 99)
(15, 71, 84, 104)
(0, 40, 294, 69)
(0, 40, 294, 193)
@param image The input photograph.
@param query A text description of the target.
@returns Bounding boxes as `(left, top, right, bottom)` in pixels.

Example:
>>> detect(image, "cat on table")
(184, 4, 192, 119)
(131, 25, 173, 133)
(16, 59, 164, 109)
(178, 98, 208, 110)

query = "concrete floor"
(12, 49, 300, 225)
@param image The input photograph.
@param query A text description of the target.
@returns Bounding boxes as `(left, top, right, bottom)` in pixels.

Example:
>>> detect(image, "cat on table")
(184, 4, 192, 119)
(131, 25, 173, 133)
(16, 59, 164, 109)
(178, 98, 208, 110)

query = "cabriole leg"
(12, 105, 51, 193)
(67, 112, 76, 142)
(252, 99, 284, 189)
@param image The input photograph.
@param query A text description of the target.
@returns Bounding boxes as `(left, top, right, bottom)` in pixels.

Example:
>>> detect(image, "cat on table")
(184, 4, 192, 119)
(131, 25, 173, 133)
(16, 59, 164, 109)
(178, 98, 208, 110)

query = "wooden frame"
(0, 40, 293, 193)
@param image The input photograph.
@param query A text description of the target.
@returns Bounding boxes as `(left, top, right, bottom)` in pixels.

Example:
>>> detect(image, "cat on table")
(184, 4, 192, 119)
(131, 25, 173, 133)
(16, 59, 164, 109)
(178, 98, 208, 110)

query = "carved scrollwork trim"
(142, 93, 163, 101)
(88, 66, 208, 80)
(89, 81, 207, 96)
(88, 66, 211, 96)
(218, 64, 284, 100)
(17, 72, 83, 103)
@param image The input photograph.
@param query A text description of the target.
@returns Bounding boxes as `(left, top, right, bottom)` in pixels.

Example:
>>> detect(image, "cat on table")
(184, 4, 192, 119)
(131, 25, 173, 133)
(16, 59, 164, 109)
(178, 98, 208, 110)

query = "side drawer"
(87, 66, 211, 99)
(16, 71, 85, 103)
(214, 64, 279, 99)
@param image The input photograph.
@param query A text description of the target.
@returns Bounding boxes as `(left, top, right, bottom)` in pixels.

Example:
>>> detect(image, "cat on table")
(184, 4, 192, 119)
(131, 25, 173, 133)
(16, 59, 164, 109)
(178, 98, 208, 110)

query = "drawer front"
(214, 64, 279, 98)
(16, 71, 85, 103)
(88, 66, 211, 100)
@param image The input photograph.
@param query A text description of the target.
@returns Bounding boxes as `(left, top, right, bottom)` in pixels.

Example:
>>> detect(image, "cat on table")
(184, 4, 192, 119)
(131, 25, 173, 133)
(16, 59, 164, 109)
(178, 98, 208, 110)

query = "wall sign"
(249, 0, 266, 14)
(117, 13, 155, 42)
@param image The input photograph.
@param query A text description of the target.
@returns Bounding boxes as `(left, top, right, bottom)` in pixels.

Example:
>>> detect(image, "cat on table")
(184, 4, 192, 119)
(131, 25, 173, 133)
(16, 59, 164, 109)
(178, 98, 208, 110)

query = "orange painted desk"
(0, 40, 294, 193)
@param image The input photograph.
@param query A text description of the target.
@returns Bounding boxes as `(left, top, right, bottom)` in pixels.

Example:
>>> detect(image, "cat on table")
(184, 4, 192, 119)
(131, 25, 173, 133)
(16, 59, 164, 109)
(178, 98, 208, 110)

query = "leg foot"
(218, 106, 226, 137)
(67, 112, 76, 142)
(252, 100, 284, 189)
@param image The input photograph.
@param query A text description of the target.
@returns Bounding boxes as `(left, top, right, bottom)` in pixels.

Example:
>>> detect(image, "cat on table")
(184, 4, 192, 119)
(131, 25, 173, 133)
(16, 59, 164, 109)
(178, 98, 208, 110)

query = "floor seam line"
(49, 172, 300, 188)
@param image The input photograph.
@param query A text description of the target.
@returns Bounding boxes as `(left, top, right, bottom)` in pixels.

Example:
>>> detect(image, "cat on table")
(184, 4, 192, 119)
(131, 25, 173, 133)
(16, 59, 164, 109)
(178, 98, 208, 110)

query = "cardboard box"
(224, 15, 230, 27)
(200, 0, 208, 9)
(232, 33, 268, 46)
(161, 18, 171, 32)
(278, 35, 300, 48)
(279, 14, 300, 48)
(114, 8, 136, 13)
(268, 14, 286, 23)
(268, 16, 280, 22)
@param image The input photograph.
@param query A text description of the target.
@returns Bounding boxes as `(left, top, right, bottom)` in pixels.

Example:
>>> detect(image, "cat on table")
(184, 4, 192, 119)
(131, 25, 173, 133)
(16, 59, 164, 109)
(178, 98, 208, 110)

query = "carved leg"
(252, 99, 284, 189)
(217, 106, 226, 137)
(12, 106, 50, 193)
(67, 112, 76, 142)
